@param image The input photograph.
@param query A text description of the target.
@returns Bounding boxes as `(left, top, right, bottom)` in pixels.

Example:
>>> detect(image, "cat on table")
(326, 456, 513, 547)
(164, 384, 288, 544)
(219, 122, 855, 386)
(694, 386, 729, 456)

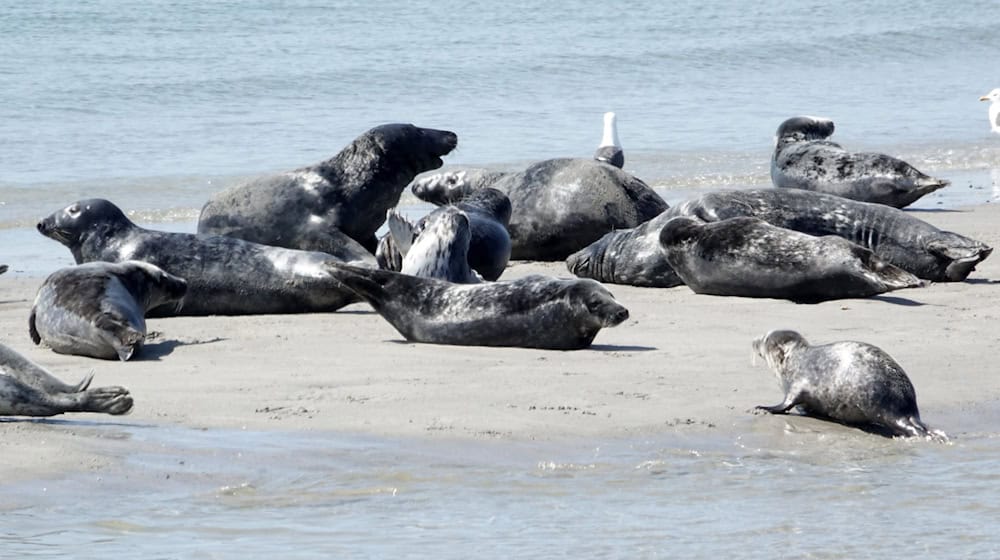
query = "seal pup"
(0, 341, 133, 416)
(38, 199, 375, 317)
(659, 217, 923, 302)
(752, 330, 946, 441)
(980, 89, 1000, 134)
(594, 111, 624, 168)
(771, 116, 950, 208)
(384, 207, 481, 283)
(376, 187, 512, 281)
(325, 263, 630, 350)
(198, 123, 458, 254)
(568, 188, 991, 286)
(411, 159, 667, 261)
(29, 261, 188, 361)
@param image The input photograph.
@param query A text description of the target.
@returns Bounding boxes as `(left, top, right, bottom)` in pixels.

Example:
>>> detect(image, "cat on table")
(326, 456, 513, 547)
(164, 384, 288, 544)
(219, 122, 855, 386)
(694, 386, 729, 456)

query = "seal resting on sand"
(771, 116, 949, 208)
(0, 341, 133, 416)
(29, 261, 188, 361)
(197, 123, 458, 253)
(326, 263, 629, 350)
(38, 198, 374, 317)
(752, 329, 947, 441)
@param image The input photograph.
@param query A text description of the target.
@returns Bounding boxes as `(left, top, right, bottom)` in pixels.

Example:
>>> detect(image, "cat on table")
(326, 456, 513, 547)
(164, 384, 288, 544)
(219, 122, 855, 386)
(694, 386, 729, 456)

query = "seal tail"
(895, 415, 949, 443)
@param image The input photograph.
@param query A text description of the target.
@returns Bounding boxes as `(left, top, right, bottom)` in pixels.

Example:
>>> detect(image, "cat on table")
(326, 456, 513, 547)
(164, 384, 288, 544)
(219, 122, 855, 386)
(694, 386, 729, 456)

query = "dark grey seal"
(197, 123, 458, 254)
(383, 206, 480, 283)
(568, 188, 991, 286)
(0, 265, 7, 275)
(593, 111, 624, 169)
(659, 217, 923, 302)
(753, 329, 947, 441)
(771, 116, 950, 208)
(375, 187, 512, 281)
(38, 199, 374, 316)
(0, 341, 133, 416)
(410, 159, 666, 261)
(325, 263, 630, 350)
(29, 261, 188, 361)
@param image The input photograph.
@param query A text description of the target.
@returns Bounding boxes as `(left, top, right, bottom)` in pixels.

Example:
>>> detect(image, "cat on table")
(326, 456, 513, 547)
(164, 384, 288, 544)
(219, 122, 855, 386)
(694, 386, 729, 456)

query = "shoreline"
(2, 201, 1000, 481)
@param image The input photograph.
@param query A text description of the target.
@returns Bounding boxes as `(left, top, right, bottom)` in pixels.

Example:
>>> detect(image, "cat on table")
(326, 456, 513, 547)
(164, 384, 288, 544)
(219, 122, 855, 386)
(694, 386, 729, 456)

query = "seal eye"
(67, 204, 81, 218)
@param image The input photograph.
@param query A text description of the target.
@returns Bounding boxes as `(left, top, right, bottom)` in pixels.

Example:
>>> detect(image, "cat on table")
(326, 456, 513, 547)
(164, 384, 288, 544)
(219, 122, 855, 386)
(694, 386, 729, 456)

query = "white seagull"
(980, 88, 1000, 134)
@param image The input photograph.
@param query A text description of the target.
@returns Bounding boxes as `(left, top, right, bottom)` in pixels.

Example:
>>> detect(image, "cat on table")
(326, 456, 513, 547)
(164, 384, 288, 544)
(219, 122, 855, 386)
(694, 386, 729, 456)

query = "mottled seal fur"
(384, 206, 480, 283)
(753, 330, 946, 441)
(0, 341, 133, 416)
(568, 188, 991, 286)
(38, 199, 374, 316)
(198, 123, 458, 253)
(29, 261, 188, 361)
(410, 158, 666, 260)
(325, 263, 630, 350)
(659, 217, 923, 302)
(771, 116, 950, 208)
(376, 187, 512, 281)
(594, 111, 624, 168)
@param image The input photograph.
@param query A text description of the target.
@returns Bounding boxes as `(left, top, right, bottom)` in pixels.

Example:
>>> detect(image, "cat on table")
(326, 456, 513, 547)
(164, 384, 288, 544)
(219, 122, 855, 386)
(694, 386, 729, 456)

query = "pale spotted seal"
(771, 116, 950, 208)
(384, 206, 481, 283)
(29, 261, 188, 361)
(752, 329, 946, 441)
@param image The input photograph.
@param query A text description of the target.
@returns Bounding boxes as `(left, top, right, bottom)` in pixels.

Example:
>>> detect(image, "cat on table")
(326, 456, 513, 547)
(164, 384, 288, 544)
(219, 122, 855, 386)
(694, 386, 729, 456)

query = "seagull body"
(981, 88, 1000, 134)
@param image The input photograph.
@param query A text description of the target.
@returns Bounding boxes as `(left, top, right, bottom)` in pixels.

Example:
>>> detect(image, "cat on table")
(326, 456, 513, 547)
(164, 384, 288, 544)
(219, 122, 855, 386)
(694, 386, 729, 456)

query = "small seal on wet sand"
(752, 329, 946, 441)
(325, 263, 630, 350)
(29, 261, 188, 361)
(0, 341, 133, 416)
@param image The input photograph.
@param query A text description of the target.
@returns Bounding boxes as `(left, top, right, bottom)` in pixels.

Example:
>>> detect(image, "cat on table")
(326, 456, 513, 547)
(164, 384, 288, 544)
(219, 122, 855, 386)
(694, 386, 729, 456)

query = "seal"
(29, 261, 188, 361)
(659, 217, 923, 302)
(594, 111, 624, 168)
(410, 159, 667, 261)
(752, 329, 947, 441)
(384, 206, 481, 283)
(0, 264, 7, 275)
(0, 341, 133, 416)
(37, 198, 375, 317)
(568, 188, 991, 286)
(980, 89, 1000, 134)
(376, 187, 512, 281)
(325, 263, 630, 350)
(771, 116, 950, 208)
(197, 123, 458, 254)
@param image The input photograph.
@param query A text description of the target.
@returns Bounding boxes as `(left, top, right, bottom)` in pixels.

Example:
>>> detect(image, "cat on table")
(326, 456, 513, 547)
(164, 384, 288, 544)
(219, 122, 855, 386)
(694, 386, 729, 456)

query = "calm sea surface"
(2, 1, 1000, 556)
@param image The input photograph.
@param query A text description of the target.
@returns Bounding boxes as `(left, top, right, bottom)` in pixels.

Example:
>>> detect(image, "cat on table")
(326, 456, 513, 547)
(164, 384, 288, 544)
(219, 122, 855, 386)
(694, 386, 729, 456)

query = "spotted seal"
(38, 198, 375, 316)
(325, 263, 630, 350)
(659, 217, 923, 302)
(771, 116, 949, 208)
(752, 329, 946, 441)
(383, 206, 481, 283)
(0, 341, 133, 416)
(197, 123, 458, 254)
(29, 261, 188, 361)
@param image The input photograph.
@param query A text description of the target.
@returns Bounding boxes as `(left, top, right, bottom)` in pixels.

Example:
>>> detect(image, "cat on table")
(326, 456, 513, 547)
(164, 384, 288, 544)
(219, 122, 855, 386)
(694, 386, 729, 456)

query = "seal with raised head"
(197, 123, 458, 254)
(325, 263, 630, 350)
(659, 217, 923, 302)
(38, 199, 375, 317)
(376, 187, 512, 281)
(0, 341, 133, 416)
(752, 329, 946, 440)
(594, 111, 624, 168)
(771, 116, 950, 208)
(383, 206, 481, 283)
(568, 188, 991, 286)
(29, 261, 188, 361)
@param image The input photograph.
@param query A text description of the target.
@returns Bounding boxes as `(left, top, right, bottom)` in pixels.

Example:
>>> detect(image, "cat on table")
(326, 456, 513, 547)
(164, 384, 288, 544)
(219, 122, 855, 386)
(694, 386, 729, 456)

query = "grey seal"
(197, 123, 458, 254)
(594, 111, 624, 168)
(384, 206, 480, 283)
(659, 217, 923, 302)
(771, 116, 950, 208)
(0, 265, 7, 275)
(568, 188, 991, 286)
(376, 187, 512, 281)
(752, 329, 946, 441)
(29, 261, 188, 361)
(410, 158, 666, 261)
(0, 341, 133, 416)
(38, 198, 374, 316)
(325, 263, 630, 350)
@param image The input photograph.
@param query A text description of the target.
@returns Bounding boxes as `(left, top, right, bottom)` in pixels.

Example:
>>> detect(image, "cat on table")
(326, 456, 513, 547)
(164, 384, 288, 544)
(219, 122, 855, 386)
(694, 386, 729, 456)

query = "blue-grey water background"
(3, 1, 1000, 557)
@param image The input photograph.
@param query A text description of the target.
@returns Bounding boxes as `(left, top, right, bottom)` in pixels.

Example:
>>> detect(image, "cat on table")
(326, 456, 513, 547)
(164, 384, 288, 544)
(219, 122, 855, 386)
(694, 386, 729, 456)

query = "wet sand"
(1, 203, 999, 480)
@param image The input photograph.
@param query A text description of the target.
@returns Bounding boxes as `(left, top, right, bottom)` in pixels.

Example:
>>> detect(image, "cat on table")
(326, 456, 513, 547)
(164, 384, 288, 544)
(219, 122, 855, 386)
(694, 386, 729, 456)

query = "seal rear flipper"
(75, 385, 134, 415)
(323, 263, 394, 308)
(386, 208, 416, 256)
(892, 415, 949, 443)
(28, 308, 41, 345)
(287, 228, 377, 267)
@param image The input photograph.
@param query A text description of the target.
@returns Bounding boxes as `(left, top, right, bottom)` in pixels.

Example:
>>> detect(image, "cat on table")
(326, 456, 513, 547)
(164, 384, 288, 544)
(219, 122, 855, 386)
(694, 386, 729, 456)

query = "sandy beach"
(2, 202, 999, 482)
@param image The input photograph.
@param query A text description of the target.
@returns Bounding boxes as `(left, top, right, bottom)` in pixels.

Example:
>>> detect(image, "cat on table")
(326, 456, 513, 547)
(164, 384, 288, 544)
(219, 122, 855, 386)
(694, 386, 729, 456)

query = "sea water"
(3, 1, 1000, 556)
